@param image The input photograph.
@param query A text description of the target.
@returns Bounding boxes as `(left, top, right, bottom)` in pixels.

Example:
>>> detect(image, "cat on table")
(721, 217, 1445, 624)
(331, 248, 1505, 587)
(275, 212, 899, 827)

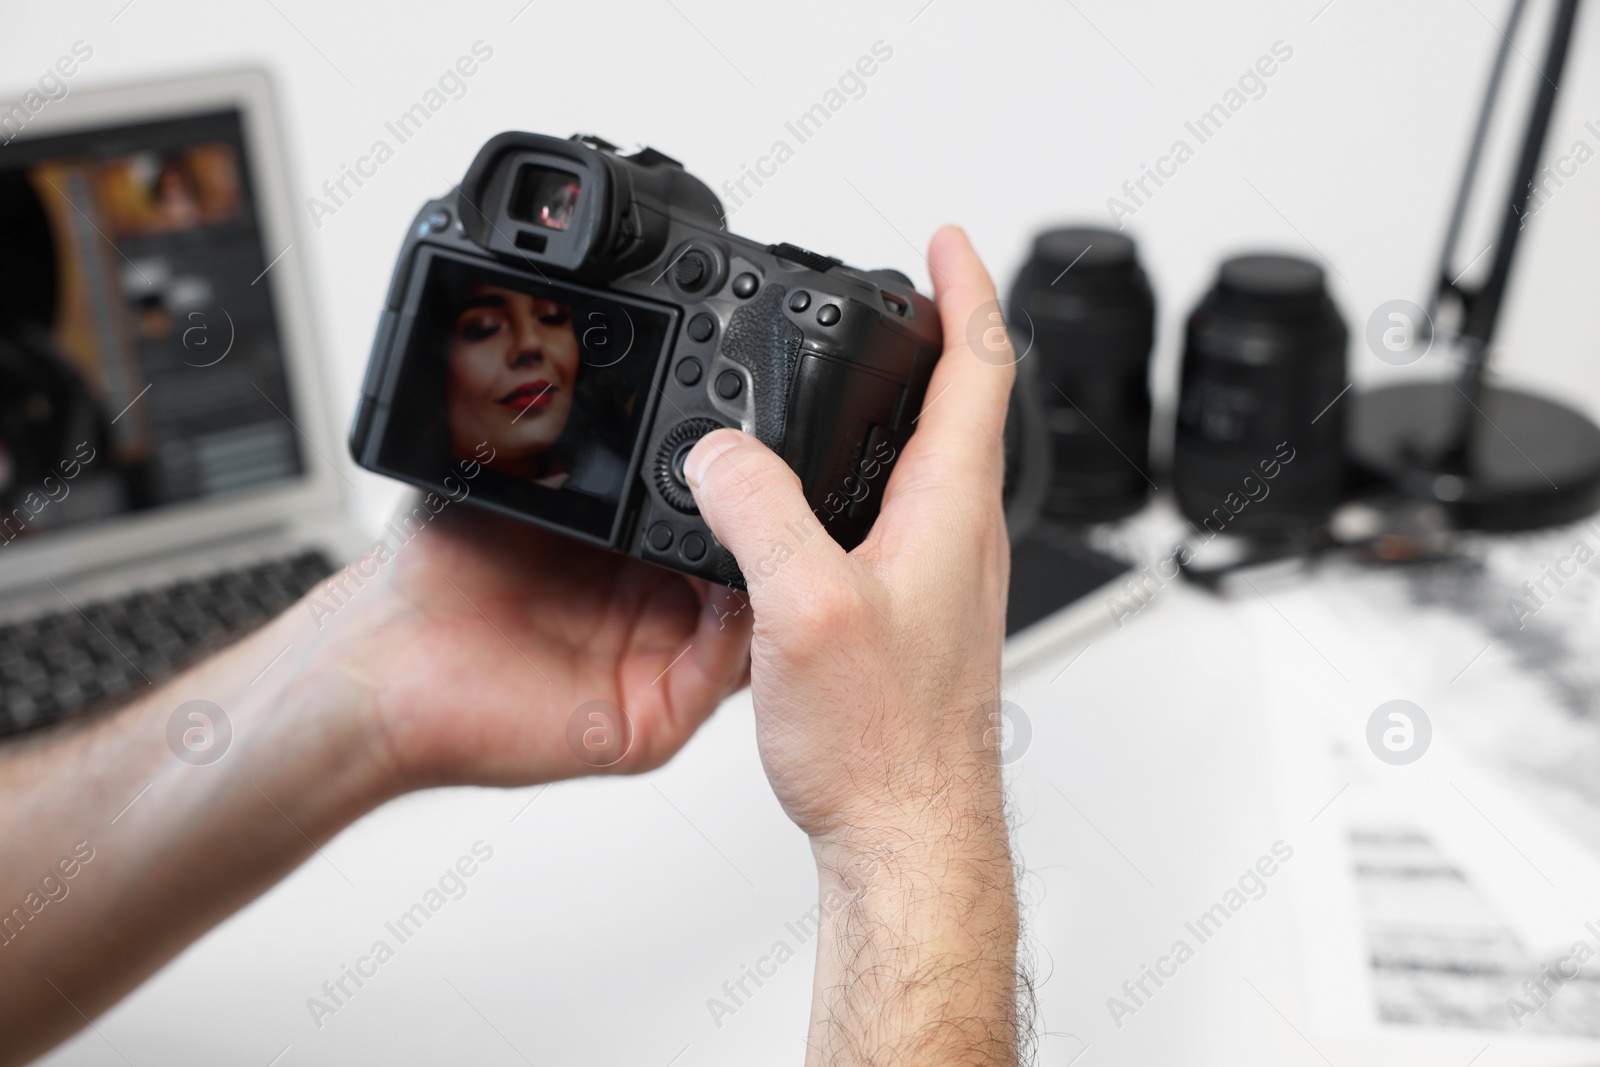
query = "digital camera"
(349, 132, 941, 588)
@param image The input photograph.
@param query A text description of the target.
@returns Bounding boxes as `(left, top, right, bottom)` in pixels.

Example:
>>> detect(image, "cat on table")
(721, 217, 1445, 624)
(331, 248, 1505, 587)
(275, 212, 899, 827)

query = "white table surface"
(38, 537, 1599, 1067)
(29, 571, 1252, 1066)
(34, 511, 1600, 1067)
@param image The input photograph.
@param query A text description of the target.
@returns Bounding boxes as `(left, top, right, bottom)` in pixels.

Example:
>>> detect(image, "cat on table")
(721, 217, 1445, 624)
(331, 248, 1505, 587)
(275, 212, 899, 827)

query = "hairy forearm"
(805, 779, 1022, 1067)
(0, 604, 387, 1065)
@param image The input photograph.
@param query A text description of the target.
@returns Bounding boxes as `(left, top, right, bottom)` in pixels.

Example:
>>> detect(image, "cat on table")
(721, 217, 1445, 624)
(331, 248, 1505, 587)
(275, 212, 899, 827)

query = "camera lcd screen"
(375, 252, 672, 542)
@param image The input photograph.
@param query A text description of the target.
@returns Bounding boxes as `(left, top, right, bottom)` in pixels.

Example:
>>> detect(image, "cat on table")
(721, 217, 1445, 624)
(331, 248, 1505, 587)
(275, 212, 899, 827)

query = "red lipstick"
(500, 380, 556, 411)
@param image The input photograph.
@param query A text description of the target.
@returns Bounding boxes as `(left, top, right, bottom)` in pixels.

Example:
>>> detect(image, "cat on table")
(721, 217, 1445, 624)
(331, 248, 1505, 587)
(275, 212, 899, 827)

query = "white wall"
(6, 0, 1598, 530)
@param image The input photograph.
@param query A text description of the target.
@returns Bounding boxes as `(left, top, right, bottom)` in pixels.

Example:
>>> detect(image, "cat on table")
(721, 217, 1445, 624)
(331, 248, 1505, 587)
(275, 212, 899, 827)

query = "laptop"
(0, 69, 363, 736)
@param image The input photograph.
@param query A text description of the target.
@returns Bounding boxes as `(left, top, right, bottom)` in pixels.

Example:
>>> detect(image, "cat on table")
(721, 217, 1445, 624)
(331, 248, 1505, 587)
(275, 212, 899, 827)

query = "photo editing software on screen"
(0, 109, 303, 544)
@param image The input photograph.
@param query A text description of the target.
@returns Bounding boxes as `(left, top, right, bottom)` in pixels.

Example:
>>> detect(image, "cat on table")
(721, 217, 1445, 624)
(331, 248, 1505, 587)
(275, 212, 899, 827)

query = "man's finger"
(871, 226, 1015, 538)
(917, 225, 1018, 462)
(684, 428, 844, 601)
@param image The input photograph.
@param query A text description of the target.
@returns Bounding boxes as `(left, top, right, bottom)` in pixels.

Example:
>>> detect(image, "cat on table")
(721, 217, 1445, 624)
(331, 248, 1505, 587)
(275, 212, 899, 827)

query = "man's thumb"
(684, 429, 844, 596)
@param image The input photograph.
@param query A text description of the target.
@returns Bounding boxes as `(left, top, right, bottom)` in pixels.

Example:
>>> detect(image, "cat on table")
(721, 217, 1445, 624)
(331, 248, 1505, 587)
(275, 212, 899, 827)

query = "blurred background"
(6, 1, 1600, 1065)
(12, 0, 1599, 528)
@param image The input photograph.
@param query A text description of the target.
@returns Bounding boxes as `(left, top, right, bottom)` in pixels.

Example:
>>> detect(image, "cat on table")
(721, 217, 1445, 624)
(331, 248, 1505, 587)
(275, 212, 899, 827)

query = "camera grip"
(719, 284, 802, 451)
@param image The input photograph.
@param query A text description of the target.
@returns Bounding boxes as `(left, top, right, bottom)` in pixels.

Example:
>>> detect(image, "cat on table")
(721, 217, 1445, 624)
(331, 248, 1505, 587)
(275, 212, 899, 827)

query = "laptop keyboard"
(0, 550, 335, 738)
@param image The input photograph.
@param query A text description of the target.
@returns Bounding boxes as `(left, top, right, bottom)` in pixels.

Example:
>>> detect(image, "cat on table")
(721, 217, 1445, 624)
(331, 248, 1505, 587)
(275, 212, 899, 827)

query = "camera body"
(349, 133, 940, 588)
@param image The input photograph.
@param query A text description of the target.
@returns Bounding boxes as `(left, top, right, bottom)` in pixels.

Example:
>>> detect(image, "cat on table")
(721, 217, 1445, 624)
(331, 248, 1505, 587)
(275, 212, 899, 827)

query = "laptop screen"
(0, 108, 304, 547)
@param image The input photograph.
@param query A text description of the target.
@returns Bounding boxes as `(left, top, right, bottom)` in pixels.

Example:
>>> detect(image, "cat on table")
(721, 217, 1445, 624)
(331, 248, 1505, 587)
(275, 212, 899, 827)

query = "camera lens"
(508, 164, 581, 231)
(1007, 227, 1155, 523)
(1173, 253, 1348, 536)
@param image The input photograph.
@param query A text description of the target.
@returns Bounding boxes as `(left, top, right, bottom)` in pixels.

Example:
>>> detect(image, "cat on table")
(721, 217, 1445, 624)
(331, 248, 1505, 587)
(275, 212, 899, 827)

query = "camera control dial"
(654, 418, 724, 512)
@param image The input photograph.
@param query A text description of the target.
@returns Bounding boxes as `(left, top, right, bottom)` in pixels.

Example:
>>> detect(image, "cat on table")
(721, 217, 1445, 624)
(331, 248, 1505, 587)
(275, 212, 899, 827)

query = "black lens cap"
(1030, 228, 1137, 272)
(1219, 254, 1325, 298)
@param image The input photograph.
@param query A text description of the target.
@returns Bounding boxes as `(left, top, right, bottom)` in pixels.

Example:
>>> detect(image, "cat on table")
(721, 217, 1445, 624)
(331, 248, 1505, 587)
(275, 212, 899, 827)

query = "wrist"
(808, 765, 1010, 885)
(213, 588, 404, 827)
(802, 763, 1021, 1067)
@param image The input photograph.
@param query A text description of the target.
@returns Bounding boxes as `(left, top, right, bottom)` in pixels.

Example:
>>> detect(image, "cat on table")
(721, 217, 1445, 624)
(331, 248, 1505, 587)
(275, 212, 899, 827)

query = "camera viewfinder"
(509, 164, 581, 231)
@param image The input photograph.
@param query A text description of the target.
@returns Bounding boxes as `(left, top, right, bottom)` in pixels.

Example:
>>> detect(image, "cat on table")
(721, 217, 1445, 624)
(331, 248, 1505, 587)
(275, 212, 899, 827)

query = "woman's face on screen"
(445, 284, 580, 464)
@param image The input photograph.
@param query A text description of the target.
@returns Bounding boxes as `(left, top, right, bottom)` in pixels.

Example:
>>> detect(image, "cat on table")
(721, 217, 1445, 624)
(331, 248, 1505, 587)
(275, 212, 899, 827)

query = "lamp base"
(1348, 382, 1600, 531)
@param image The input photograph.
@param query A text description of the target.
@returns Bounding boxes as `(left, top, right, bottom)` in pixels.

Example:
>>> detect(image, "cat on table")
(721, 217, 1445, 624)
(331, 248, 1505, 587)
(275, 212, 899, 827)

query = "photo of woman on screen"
(444, 282, 625, 499)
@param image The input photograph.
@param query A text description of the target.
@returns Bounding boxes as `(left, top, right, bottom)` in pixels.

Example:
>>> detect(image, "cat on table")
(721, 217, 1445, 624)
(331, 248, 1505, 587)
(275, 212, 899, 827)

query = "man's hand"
(687, 226, 1023, 1066)
(314, 506, 753, 792)
(0, 463, 753, 1063)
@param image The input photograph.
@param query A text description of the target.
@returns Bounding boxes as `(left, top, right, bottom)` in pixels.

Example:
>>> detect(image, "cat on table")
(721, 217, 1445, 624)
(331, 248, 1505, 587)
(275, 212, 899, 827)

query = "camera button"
(674, 251, 712, 291)
(419, 209, 451, 236)
(816, 303, 841, 326)
(788, 290, 811, 312)
(715, 371, 744, 400)
(687, 314, 716, 343)
(732, 272, 760, 299)
(680, 532, 708, 563)
(674, 358, 703, 386)
(656, 418, 721, 512)
(647, 523, 675, 552)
